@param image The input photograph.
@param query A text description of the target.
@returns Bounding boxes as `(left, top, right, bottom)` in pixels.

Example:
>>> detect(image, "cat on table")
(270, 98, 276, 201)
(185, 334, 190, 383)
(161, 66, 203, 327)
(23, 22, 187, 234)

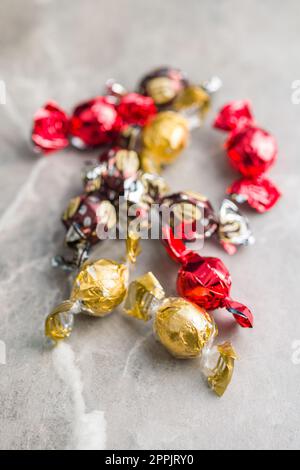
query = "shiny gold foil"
(207, 342, 237, 397)
(174, 85, 211, 119)
(142, 112, 189, 168)
(124, 272, 165, 321)
(146, 77, 177, 106)
(126, 232, 141, 264)
(115, 149, 140, 176)
(140, 172, 170, 203)
(140, 150, 163, 174)
(62, 196, 81, 222)
(71, 259, 128, 317)
(154, 298, 216, 359)
(45, 301, 75, 342)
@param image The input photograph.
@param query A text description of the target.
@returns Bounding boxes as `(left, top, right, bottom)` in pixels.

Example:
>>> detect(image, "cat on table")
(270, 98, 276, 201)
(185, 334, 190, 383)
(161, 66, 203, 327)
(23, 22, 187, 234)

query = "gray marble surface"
(0, 0, 299, 450)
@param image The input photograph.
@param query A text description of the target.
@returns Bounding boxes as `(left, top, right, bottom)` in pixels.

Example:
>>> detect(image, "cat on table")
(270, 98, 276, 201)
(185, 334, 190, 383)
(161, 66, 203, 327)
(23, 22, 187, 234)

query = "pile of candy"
(33, 67, 281, 397)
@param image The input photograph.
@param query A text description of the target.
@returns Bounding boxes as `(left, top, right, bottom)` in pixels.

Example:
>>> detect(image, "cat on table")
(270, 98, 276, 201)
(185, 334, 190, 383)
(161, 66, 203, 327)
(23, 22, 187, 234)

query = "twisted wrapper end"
(123, 272, 165, 322)
(125, 232, 142, 265)
(207, 342, 237, 397)
(224, 298, 254, 328)
(45, 300, 81, 344)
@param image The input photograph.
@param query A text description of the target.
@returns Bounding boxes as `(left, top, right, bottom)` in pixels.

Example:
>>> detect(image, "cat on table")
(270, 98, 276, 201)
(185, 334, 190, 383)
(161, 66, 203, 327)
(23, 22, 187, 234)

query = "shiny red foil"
(70, 97, 121, 148)
(177, 252, 254, 328)
(226, 125, 277, 177)
(162, 226, 253, 328)
(32, 101, 69, 154)
(117, 93, 157, 127)
(227, 176, 282, 213)
(214, 100, 254, 132)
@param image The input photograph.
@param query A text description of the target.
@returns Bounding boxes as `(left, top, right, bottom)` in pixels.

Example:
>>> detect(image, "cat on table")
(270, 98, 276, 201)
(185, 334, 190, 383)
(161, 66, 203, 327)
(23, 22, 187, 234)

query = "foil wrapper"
(214, 100, 278, 178)
(123, 272, 237, 396)
(138, 67, 188, 107)
(225, 125, 277, 177)
(214, 100, 254, 132)
(218, 199, 255, 255)
(45, 258, 129, 342)
(32, 101, 69, 154)
(53, 193, 116, 271)
(160, 191, 218, 247)
(97, 147, 140, 202)
(70, 96, 122, 148)
(173, 85, 211, 128)
(141, 111, 189, 169)
(227, 176, 282, 213)
(177, 252, 254, 328)
(117, 92, 157, 127)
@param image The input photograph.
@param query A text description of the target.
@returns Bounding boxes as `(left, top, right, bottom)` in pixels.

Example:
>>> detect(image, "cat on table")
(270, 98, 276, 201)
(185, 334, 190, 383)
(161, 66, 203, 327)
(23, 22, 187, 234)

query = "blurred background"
(0, 0, 299, 450)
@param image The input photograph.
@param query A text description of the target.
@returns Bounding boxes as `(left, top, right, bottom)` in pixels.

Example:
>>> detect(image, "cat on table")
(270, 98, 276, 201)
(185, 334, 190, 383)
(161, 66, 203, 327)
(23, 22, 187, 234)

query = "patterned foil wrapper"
(97, 147, 140, 203)
(52, 194, 116, 271)
(138, 66, 188, 107)
(217, 199, 255, 255)
(160, 191, 218, 259)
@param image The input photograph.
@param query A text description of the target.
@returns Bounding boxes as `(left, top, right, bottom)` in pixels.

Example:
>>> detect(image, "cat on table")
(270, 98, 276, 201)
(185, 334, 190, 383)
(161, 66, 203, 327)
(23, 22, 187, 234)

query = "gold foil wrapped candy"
(173, 85, 211, 121)
(45, 259, 128, 343)
(123, 272, 237, 397)
(141, 111, 189, 170)
(154, 298, 216, 359)
(71, 259, 128, 316)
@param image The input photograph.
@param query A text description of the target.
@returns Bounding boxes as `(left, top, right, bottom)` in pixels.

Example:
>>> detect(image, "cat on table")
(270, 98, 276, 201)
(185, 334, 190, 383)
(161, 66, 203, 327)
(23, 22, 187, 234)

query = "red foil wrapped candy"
(117, 93, 157, 127)
(214, 101, 278, 178)
(162, 226, 253, 328)
(227, 176, 282, 213)
(226, 126, 277, 177)
(70, 97, 122, 148)
(32, 101, 69, 154)
(213, 100, 254, 132)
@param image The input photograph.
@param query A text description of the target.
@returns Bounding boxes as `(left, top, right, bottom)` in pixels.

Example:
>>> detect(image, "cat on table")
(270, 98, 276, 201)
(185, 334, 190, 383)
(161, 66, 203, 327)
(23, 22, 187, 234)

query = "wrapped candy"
(141, 111, 189, 171)
(225, 126, 277, 177)
(32, 101, 69, 154)
(162, 226, 254, 328)
(69, 96, 122, 148)
(124, 272, 237, 396)
(32, 90, 157, 155)
(160, 191, 218, 260)
(97, 147, 140, 201)
(227, 176, 282, 214)
(160, 191, 253, 256)
(214, 100, 278, 177)
(81, 147, 140, 200)
(214, 100, 253, 132)
(120, 172, 170, 239)
(45, 259, 129, 342)
(138, 67, 223, 131)
(138, 67, 188, 107)
(218, 199, 255, 255)
(52, 194, 116, 271)
(117, 93, 157, 127)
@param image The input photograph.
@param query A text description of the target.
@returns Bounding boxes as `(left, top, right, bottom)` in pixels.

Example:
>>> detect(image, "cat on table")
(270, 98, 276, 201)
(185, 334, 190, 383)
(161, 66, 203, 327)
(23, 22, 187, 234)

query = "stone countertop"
(0, 0, 299, 450)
